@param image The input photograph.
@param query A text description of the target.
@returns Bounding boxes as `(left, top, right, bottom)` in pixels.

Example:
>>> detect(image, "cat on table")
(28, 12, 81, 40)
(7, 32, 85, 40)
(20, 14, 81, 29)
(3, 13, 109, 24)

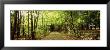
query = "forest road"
(41, 32, 74, 40)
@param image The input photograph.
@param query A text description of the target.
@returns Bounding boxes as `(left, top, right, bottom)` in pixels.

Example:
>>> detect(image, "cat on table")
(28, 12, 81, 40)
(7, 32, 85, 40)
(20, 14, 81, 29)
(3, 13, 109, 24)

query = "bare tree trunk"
(28, 11, 29, 38)
(34, 10, 36, 32)
(17, 10, 22, 39)
(16, 11, 18, 39)
(31, 11, 35, 40)
(16, 11, 20, 39)
(19, 11, 22, 39)
(12, 11, 18, 40)
(35, 11, 39, 29)
(22, 11, 25, 37)
(11, 22, 13, 39)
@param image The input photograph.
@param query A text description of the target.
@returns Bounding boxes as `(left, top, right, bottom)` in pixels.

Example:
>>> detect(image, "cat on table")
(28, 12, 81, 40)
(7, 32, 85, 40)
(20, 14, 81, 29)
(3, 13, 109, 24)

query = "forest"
(10, 10, 100, 40)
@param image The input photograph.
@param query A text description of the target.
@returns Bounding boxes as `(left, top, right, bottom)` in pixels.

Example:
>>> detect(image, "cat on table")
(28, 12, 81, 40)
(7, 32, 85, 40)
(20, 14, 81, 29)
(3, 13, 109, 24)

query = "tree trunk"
(28, 11, 29, 38)
(19, 11, 22, 39)
(31, 11, 34, 40)
(35, 11, 39, 28)
(12, 11, 18, 40)
(23, 11, 25, 37)
(17, 10, 20, 39)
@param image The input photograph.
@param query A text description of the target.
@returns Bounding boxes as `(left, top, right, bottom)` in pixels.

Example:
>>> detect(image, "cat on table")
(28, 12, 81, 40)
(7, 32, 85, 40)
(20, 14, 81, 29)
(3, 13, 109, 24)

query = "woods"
(11, 10, 100, 40)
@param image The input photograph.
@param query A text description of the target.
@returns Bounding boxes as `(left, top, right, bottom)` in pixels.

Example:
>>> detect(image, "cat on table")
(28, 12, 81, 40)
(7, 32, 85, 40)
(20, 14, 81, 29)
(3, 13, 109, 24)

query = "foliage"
(10, 10, 100, 40)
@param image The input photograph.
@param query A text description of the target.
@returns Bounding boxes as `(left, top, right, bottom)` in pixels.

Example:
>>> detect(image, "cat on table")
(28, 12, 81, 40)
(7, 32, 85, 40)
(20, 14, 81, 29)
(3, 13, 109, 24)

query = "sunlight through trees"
(11, 10, 100, 40)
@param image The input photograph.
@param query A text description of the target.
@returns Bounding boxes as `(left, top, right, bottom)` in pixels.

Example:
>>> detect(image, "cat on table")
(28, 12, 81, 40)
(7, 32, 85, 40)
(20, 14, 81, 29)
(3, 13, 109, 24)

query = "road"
(41, 32, 75, 40)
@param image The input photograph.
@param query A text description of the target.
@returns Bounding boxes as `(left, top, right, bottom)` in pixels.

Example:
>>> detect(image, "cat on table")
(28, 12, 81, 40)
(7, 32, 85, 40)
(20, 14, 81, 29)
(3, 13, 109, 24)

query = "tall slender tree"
(28, 11, 30, 38)
(19, 10, 22, 39)
(22, 11, 25, 37)
(13, 11, 18, 40)
(31, 10, 35, 40)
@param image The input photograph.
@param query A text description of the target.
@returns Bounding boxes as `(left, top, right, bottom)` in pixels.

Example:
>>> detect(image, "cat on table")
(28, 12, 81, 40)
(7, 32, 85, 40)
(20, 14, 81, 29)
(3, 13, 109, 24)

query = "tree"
(13, 11, 18, 40)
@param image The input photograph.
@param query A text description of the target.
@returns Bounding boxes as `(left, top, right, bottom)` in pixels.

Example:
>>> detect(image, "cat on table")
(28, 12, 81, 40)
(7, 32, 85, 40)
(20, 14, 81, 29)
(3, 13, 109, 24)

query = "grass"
(41, 31, 100, 40)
